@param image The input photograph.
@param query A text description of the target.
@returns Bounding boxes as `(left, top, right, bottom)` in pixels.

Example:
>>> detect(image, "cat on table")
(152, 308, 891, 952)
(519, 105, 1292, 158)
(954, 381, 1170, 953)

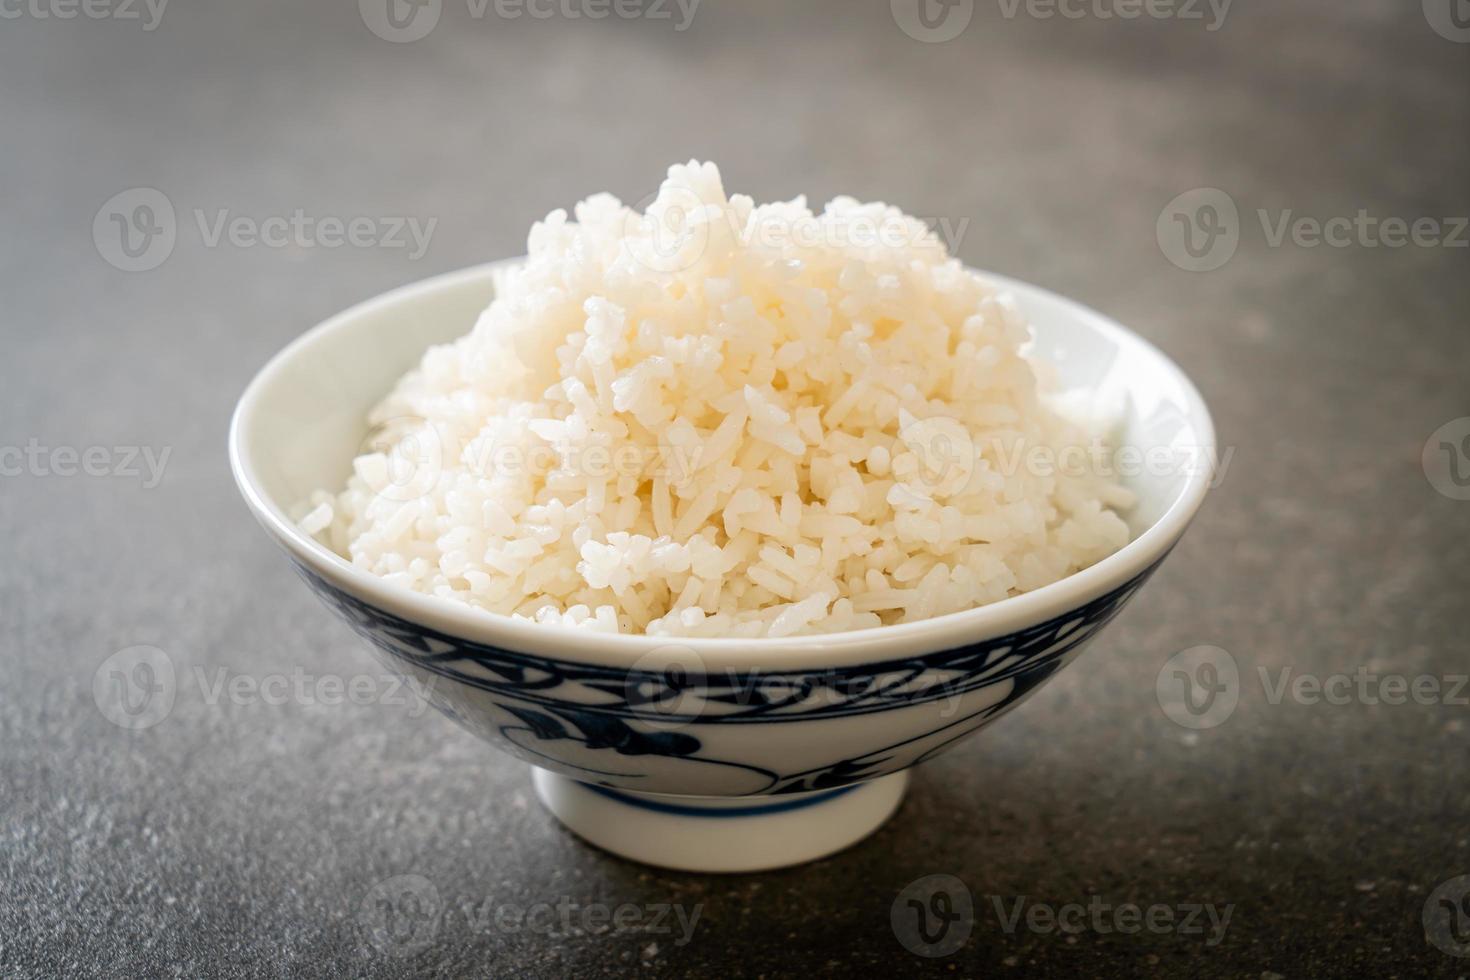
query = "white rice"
(300, 162, 1133, 638)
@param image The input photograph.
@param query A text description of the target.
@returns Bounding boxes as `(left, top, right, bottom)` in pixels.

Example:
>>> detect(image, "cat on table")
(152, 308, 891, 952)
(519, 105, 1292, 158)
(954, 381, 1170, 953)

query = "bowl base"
(531, 768, 909, 873)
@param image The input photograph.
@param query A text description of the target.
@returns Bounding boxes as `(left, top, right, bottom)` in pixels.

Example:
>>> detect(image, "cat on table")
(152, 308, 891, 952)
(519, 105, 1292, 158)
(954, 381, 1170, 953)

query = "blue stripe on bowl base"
(582, 783, 857, 818)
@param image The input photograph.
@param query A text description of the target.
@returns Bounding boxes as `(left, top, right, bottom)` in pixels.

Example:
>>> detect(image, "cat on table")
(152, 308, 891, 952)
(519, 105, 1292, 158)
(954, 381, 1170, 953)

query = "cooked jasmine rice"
(301, 162, 1133, 638)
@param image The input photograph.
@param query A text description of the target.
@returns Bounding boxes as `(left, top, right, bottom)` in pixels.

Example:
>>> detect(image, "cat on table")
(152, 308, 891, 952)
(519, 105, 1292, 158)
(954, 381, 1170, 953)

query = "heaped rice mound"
(302, 161, 1133, 637)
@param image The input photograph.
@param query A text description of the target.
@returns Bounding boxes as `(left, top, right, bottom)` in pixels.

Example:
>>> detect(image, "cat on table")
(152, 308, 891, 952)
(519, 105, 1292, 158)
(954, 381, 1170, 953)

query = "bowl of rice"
(230, 163, 1215, 872)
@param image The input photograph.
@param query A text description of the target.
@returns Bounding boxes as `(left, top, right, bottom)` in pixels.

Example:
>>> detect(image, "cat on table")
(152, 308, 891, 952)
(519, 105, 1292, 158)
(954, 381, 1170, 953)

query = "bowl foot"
(531, 768, 909, 873)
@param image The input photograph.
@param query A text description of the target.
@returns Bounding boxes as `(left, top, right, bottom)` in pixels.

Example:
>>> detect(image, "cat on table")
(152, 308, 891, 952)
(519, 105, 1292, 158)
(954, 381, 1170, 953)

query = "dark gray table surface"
(3, 1, 1468, 976)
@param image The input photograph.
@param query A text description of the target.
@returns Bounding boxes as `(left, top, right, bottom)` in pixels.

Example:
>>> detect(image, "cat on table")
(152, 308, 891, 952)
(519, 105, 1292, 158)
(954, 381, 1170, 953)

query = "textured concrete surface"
(3, 1, 1468, 976)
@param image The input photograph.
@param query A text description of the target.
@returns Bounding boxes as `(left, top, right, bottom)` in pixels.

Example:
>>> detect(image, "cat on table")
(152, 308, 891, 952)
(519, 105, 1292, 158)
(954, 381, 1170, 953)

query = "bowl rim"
(229, 260, 1215, 668)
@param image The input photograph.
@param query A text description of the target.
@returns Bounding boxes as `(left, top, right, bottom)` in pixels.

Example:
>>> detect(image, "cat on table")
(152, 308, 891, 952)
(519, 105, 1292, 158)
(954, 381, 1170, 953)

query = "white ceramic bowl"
(230, 260, 1214, 872)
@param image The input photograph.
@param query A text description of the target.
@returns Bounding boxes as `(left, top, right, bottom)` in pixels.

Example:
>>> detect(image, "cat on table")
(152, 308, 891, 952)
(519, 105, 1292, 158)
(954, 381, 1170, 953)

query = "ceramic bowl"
(229, 260, 1214, 872)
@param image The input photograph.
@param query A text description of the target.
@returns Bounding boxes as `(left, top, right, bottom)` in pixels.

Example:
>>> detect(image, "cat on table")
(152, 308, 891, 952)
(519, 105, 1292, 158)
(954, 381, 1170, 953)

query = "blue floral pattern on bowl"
(294, 557, 1161, 797)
